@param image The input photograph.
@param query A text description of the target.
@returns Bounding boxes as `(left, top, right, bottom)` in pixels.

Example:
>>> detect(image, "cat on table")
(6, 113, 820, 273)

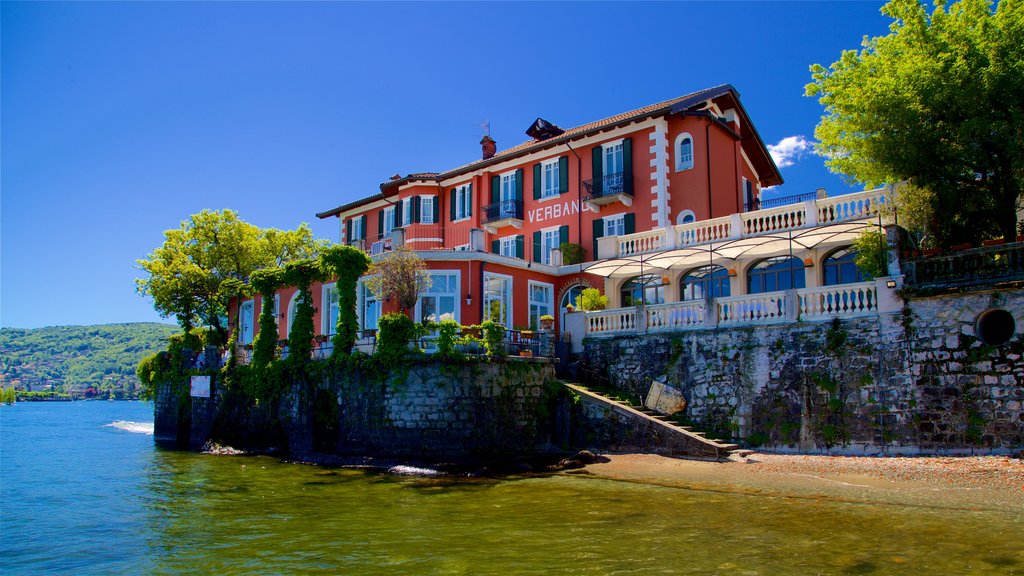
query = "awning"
(583, 220, 878, 278)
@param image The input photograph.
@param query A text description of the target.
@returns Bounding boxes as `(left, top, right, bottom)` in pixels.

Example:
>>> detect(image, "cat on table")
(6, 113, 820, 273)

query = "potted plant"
(539, 314, 555, 330)
(565, 302, 574, 313)
(519, 349, 534, 358)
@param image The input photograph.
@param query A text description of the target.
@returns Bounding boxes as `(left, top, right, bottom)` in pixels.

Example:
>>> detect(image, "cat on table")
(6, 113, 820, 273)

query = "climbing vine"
(282, 259, 324, 371)
(320, 245, 371, 357)
(250, 268, 284, 367)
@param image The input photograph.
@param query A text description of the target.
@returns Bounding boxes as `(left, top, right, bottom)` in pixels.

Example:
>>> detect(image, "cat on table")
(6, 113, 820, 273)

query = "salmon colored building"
(232, 85, 793, 348)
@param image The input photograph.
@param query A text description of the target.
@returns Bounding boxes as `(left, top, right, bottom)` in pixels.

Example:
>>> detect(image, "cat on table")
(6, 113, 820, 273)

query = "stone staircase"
(563, 382, 742, 459)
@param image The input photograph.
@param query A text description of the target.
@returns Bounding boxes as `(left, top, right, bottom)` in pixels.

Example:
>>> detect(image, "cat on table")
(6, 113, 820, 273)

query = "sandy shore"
(576, 452, 1024, 512)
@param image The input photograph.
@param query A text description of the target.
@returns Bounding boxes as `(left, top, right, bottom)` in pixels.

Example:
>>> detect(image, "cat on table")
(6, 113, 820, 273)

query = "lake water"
(2, 401, 1021, 575)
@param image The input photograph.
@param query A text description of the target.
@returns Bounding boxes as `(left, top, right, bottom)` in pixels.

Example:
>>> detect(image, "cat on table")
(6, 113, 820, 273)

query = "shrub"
(575, 287, 607, 311)
(480, 320, 506, 359)
(853, 229, 887, 279)
(375, 312, 416, 365)
(559, 242, 584, 265)
(434, 319, 464, 361)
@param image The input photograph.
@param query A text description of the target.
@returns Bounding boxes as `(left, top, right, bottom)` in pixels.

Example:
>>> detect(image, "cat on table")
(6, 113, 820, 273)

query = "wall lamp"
(465, 294, 473, 306)
(885, 280, 897, 288)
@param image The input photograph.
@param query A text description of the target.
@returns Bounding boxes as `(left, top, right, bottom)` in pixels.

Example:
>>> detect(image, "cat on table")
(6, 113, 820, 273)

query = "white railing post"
(597, 236, 619, 259)
(802, 199, 818, 227)
(785, 289, 799, 322)
(729, 213, 744, 239)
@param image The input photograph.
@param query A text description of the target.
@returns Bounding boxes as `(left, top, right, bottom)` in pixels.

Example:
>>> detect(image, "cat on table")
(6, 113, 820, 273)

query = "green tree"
(806, 0, 1024, 245)
(365, 247, 432, 313)
(282, 259, 325, 366)
(249, 268, 284, 367)
(136, 210, 325, 342)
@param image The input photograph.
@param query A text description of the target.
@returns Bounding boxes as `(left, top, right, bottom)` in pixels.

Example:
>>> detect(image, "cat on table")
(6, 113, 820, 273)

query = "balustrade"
(717, 292, 789, 326)
(798, 282, 877, 321)
(645, 301, 707, 332)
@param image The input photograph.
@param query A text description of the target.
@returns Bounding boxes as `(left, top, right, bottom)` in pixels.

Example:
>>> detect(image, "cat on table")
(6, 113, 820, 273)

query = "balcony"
(743, 191, 819, 213)
(594, 187, 889, 261)
(370, 237, 392, 255)
(583, 171, 634, 208)
(482, 199, 524, 232)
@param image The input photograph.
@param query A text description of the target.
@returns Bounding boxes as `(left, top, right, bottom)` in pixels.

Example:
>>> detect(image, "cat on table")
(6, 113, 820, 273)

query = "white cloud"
(767, 135, 812, 168)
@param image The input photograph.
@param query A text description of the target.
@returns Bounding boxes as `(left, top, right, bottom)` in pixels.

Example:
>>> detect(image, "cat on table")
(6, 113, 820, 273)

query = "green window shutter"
(592, 218, 604, 259)
(491, 175, 500, 203)
(623, 138, 633, 179)
(491, 239, 500, 254)
(450, 190, 456, 222)
(467, 183, 472, 214)
(360, 215, 367, 239)
(532, 231, 542, 263)
(378, 211, 384, 238)
(432, 196, 439, 224)
(516, 235, 525, 259)
(413, 196, 421, 224)
(515, 169, 524, 201)
(592, 146, 603, 196)
(558, 156, 569, 194)
(533, 163, 542, 200)
(559, 225, 569, 246)
(624, 213, 635, 235)
(346, 219, 353, 243)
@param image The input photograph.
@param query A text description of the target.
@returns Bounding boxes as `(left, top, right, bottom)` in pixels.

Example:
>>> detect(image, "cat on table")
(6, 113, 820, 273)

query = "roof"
(317, 84, 783, 219)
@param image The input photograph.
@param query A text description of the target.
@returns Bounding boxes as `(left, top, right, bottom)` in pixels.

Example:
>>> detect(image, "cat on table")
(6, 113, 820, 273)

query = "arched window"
(747, 257, 805, 294)
(823, 247, 870, 285)
(674, 133, 694, 171)
(287, 291, 306, 337)
(621, 274, 667, 306)
(559, 284, 586, 330)
(676, 209, 696, 225)
(681, 266, 731, 301)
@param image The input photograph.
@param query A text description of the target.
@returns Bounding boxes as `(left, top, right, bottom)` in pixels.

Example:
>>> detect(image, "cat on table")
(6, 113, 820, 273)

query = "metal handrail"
(482, 199, 524, 223)
(744, 191, 818, 212)
(583, 171, 633, 199)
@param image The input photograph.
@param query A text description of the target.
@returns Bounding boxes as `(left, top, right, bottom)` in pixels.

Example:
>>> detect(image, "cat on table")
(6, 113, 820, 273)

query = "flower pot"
(982, 238, 1006, 247)
(519, 350, 533, 358)
(540, 319, 554, 330)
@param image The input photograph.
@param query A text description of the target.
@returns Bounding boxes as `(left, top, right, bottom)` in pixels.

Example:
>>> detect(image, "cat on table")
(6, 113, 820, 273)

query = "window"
(349, 218, 362, 242)
(528, 282, 554, 330)
(322, 284, 339, 335)
(417, 272, 459, 324)
(484, 273, 512, 326)
(239, 300, 255, 344)
(621, 275, 667, 306)
(500, 172, 517, 202)
(454, 184, 471, 221)
(421, 196, 434, 224)
(676, 210, 696, 225)
(675, 133, 694, 171)
(287, 292, 306, 336)
(542, 159, 560, 198)
(603, 141, 624, 177)
(604, 214, 625, 237)
(541, 228, 560, 265)
(402, 198, 413, 227)
(382, 206, 395, 237)
(681, 266, 731, 301)
(359, 282, 380, 332)
(823, 247, 870, 286)
(499, 236, 518, 258)
(748, 257, 805, 294)
(559, 284, 585, 330)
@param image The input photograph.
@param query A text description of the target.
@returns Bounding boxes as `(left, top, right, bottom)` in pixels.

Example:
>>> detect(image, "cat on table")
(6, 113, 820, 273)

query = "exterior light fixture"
(465, 294, 472, 306)
(885, 280, 897, 288)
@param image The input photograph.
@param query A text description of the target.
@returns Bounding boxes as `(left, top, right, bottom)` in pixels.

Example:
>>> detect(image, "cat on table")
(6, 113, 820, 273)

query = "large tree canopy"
(136, 210, 325, 341)
(806, 0, 1024, 245)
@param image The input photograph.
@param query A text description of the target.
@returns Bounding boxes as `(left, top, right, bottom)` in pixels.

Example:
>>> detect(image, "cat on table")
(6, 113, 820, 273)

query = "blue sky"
(1, 1, 892, 329)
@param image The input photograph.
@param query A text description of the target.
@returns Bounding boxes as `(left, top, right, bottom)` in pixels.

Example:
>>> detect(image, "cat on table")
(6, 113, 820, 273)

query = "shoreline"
(572, 452, 1024, 513)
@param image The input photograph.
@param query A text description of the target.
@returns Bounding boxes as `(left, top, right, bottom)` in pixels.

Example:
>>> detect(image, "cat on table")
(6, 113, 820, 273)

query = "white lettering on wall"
(527, 200, 595, 225)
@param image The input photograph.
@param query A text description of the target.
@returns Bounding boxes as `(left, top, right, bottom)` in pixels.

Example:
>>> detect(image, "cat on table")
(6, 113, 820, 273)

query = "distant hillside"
(0, 323, 179, 399)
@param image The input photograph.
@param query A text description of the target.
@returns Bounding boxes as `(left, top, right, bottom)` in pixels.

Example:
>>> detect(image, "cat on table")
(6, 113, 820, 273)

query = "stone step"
(731, 449, 755, 457)
(717, 443, 741, 451)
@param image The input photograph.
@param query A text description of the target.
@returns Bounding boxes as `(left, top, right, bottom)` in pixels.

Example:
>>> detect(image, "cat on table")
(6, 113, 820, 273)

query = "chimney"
(481, 135, 496, 160)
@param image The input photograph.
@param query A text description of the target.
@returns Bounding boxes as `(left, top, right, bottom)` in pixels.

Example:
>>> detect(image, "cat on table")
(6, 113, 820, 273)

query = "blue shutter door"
(533, 163, 542, 200)
(592, 218, 604, 259)
(516, 235, 524, 259)
(515, 169, 524, 201)
(533, 231, 542, 263)
(591, 146, 603, 196)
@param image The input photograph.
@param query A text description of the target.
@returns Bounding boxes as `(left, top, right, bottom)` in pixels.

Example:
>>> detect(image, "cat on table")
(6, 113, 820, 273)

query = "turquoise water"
(2, 402, 1021, 575)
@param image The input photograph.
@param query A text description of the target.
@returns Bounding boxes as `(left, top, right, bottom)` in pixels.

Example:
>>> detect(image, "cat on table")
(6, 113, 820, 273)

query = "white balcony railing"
(581, 278, 897, 337)
(599, 187, 889, 260)
(717, 292, 789, 326)
(645, 300, 707, 332)
(798, 282, 878, 322)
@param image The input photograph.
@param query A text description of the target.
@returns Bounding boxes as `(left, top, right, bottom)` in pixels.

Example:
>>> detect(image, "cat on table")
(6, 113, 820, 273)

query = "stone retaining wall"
(582, 289, 1024, 454)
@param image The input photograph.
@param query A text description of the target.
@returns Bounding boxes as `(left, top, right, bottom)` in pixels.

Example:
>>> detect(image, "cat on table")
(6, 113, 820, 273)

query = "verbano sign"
(527, 200, 596, 225)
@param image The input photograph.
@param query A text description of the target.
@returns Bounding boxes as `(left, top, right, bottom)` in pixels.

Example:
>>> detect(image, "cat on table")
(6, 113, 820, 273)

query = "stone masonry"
(583, 289, 1024, 454)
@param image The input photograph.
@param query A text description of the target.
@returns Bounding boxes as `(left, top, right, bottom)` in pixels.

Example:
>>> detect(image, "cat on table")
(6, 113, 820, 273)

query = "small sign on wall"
(190, 375, 211, 398)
